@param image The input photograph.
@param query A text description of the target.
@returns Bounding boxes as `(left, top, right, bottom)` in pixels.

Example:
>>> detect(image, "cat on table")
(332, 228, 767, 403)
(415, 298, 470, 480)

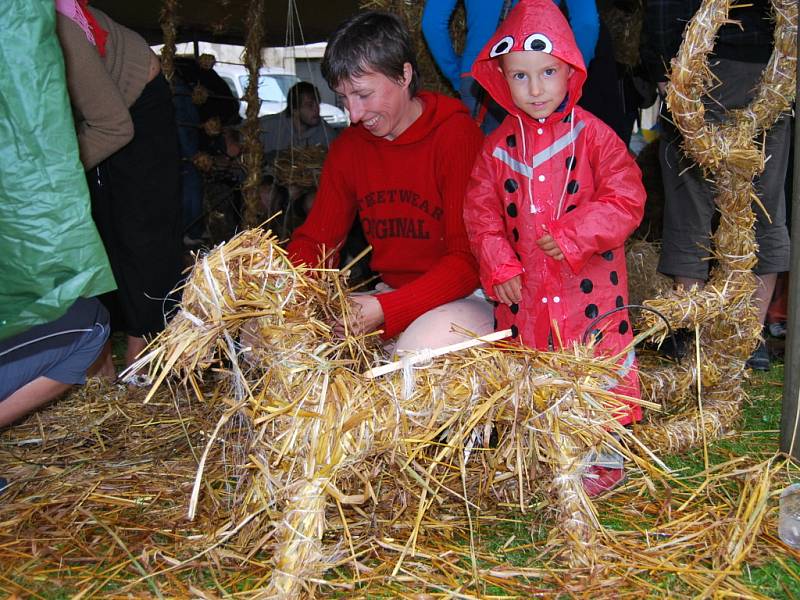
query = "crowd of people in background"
(0, 0, 794, 493)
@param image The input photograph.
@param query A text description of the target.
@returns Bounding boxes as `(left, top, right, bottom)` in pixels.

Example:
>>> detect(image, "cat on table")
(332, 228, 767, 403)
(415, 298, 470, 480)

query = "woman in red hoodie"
(288, 11, 493, 354)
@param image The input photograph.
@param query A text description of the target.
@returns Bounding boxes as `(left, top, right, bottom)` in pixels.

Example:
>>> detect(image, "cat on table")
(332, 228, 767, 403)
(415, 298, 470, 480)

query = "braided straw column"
(158, 0, 179, 84)
(241, 0, 265, 228)
(536, 395, 599, 570)
(638, 0, 797, 453)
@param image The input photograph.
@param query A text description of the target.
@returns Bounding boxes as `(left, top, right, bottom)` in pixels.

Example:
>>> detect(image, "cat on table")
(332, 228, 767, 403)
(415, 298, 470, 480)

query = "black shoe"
(746, 342, 770, 371)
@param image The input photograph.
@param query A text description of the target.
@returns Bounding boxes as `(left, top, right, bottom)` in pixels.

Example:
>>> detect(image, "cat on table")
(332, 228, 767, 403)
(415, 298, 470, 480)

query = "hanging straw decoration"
(158, 0, 179, 84)
(240, 0, 265, 229)
(633, 0, 796, 453)
(191, 83, 209, 106)
(202, 117, 222, 137)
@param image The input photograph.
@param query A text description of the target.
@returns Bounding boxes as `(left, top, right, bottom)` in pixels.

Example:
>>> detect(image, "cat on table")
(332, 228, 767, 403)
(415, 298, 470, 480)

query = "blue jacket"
(422, 0, 599, 91)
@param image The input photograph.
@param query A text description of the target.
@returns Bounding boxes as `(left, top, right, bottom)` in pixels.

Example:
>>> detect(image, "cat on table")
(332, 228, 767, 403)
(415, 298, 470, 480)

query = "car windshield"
(239, 73, 301, 103)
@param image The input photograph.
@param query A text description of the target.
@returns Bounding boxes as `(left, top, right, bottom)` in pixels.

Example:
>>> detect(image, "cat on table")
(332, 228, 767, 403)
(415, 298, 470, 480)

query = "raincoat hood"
(471, 0, 586, 125)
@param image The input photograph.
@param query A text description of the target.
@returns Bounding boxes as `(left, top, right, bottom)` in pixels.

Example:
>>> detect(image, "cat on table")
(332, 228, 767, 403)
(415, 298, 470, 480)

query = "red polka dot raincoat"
(463, 0, 646, 423)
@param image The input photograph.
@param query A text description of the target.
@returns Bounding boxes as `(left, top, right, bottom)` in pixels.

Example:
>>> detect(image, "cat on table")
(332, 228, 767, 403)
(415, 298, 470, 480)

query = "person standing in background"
(56, 0, 184, 375)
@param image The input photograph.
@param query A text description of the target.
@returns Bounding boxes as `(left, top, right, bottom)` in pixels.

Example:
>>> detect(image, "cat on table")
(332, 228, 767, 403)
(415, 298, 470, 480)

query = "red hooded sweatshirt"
(464, 0, 645, 421)
(288, 92, 483, 339)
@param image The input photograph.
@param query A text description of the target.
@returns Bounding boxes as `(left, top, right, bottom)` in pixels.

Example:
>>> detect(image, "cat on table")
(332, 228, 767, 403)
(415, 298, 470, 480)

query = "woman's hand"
(333, 294, 385, 337)
(494, 275, 522, 305)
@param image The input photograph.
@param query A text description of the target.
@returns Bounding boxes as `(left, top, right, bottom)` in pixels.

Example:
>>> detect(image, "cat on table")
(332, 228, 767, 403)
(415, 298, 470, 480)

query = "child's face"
(500, 51, 572, 120)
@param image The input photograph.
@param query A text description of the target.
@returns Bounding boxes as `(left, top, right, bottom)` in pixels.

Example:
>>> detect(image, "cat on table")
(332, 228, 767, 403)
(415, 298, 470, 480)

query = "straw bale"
(625, 239, 671, 307)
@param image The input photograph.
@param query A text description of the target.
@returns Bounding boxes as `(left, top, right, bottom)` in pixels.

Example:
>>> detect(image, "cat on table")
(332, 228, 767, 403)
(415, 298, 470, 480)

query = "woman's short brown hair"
(321, 11, 420, 96)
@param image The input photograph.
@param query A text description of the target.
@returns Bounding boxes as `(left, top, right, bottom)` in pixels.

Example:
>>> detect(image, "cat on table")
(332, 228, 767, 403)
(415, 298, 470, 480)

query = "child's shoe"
(582, 465, 626, 498)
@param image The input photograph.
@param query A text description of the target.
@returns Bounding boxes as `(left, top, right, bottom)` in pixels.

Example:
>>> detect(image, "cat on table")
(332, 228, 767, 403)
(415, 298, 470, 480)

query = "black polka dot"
(510, 303, 519, 314)
(512, 227, 519, 242)
(602, 250, 614, 261)
(495, 40, 510, 54)
(506, 134, 517, 148)
(585, 304, 599, 319)
(511, 324, 519, 338)
(505, 178, 519, 193)
(565, 205, 577, 213)
(507, 202, 518, 218)
(566, 180, 579, 194)
(565, 156, 577, 170)
(619, 320, 629, 334)
(590, 329, 604, 343)
(530, 39, 547, 51)
(580, 279, 593, 293)
(610, 271, 619, 285)
(615, 295, 624, 308)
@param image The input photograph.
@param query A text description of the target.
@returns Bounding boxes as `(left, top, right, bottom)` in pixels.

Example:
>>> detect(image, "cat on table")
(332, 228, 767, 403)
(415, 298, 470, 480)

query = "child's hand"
(494, 275, 522, 305)
(536, 234, 564, 261)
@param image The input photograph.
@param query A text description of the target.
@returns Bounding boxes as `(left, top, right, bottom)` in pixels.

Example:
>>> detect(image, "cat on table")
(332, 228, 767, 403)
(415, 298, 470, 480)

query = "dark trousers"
(89, 73, 183, 337)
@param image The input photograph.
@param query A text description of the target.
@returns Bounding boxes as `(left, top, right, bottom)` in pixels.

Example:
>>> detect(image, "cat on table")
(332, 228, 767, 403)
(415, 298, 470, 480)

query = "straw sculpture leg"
(545, 420, 598, 570)
(636, 0, 796, 453)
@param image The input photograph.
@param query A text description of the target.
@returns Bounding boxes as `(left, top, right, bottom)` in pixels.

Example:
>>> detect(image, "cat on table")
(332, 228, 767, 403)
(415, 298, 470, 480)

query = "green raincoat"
(0, 0, 116, 341)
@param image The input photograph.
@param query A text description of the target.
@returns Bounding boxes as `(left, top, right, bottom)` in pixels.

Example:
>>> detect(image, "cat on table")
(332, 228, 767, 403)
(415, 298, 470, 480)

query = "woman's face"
(335, 64, 416, 141)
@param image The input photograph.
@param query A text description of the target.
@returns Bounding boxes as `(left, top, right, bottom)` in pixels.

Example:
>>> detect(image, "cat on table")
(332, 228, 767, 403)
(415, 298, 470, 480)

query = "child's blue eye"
(512, 73, 526, 81)
(544, 68, 557, 77)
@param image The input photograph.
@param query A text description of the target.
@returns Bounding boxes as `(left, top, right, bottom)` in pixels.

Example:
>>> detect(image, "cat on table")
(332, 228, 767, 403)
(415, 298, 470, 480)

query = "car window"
(238, 74, 301, 103)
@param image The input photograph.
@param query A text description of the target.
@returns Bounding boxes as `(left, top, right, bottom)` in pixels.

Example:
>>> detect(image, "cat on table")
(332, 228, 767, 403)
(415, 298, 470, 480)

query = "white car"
(215, 63, 348, 128)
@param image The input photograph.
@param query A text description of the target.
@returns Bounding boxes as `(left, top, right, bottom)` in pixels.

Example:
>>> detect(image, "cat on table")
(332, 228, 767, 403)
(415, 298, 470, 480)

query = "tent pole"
(779, 21, 800, 462)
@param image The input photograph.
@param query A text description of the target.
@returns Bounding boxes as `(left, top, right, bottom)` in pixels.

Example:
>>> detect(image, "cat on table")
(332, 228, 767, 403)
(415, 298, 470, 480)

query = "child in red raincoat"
(463, 0, 646, 496)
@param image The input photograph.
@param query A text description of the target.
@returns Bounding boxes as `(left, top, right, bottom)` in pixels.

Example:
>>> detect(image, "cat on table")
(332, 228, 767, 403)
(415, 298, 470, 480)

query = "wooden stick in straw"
(363, 329, 513, 379)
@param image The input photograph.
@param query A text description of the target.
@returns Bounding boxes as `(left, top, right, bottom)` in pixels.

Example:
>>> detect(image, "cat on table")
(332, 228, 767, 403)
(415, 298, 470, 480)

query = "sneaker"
(746, 342, 770, 371)
(768, 321, 787, 339)
(582, 465, 626, 498)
